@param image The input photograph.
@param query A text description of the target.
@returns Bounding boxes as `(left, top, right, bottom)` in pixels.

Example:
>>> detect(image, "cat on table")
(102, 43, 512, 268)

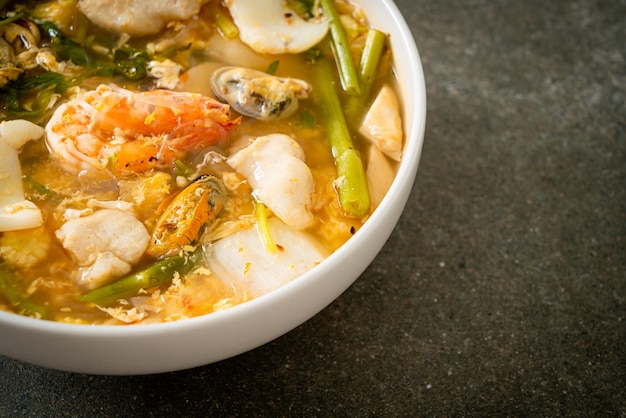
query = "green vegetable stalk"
(0, 10, 23, 25)
(320, 0, 361, 96)
(209, 2, 239, 39)
(254, 200, 277, 253)
(313, 55, 370, 218)
(77, 249, 203, 306)
(0, 263, 48, 319)
(173, 159, 195, 179)
(24, 175, 66, 202)
(345, 28, 387, 124)
(358, 29, 387, 95)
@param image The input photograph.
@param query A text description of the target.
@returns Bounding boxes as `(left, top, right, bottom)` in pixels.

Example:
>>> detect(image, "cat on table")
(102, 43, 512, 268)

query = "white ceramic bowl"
(0, 0, 426, 375)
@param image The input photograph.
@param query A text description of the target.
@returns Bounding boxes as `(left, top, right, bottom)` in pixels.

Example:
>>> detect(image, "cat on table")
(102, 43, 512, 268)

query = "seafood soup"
(0, 0, 405, 324)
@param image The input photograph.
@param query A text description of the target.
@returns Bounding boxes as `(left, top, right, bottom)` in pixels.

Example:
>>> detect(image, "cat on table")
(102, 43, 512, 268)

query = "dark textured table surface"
(2, 0, 625, 416)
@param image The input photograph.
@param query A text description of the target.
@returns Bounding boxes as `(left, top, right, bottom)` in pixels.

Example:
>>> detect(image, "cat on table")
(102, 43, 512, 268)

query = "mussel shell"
(210, 66, 310, 121)
(147, 175, 226, 259)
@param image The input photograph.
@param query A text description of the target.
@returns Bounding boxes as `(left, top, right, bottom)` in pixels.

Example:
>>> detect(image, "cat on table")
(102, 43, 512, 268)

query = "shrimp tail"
(157, 115, 241, 166)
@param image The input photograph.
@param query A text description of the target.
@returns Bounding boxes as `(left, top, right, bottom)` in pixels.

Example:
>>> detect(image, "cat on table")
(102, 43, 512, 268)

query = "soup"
(0, 0, 404, 324)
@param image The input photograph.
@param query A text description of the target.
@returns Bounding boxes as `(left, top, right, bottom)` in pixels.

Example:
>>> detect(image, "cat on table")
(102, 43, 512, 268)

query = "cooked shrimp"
(45, 84, 240, 177)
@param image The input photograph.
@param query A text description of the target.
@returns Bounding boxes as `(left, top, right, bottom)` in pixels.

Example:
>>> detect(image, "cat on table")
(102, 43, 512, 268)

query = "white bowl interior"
(0, 0, 426, 375)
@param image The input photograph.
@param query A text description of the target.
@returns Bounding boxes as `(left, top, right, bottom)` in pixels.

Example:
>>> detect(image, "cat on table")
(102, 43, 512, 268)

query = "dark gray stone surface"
(1, 0, 624, 416)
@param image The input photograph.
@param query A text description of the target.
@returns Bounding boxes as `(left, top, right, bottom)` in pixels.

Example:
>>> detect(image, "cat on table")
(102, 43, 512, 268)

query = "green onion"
(23, 175, 65, 202)
(173, 159, 195, 178)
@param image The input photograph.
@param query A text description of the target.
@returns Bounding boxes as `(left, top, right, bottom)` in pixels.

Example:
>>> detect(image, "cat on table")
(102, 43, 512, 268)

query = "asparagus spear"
(357, 29, 387, 98)
(345, 28, 387, 124)
(77, 249, 202, 306)
(0, 263, 48, 319)
(320, 0, 361, 95)
(313, 55, 370, 218)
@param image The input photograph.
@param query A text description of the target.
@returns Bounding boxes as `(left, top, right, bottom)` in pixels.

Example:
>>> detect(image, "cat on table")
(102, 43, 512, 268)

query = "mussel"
(0, 16, 41, 87)
(147, 175, 226, 259)
(210, 66, 311, 120)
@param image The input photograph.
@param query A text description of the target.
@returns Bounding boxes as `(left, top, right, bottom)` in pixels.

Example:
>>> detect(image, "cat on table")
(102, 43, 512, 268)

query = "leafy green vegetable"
(14, 71, 68, 92)
(287, 0, 315, 18)
(0, 263, 49, 319)
(39, 21, 95, 68)
(0, 18, 153, 118)
(303, 47, 322, 64)
(298, 110, 317, 127)
(266, 60, 280, 75)
(113, 48, 148, 80)
(39, 22, 149, 79)
(0, 71, 68, 119)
